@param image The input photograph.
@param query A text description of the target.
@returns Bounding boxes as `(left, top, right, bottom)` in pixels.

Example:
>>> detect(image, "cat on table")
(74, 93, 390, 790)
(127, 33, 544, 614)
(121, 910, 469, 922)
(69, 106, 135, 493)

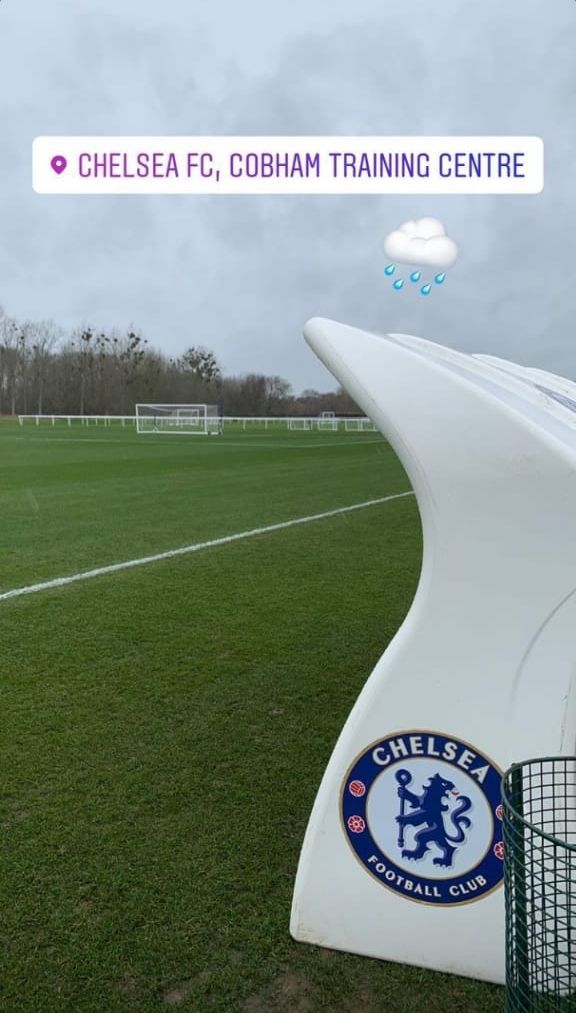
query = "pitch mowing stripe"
(2, 437, 385, 449)
(0, 491, 414, 603)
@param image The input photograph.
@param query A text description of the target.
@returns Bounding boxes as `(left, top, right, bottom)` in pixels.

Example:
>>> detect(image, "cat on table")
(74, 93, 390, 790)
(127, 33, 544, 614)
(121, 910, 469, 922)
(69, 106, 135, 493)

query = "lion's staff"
(396, 769, 412, 848)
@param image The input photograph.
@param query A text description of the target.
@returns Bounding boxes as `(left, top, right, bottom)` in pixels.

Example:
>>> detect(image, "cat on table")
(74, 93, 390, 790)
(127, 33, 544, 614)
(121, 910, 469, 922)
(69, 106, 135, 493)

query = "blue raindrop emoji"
(410, 271, 422, 283)
(384, 264, 396, 276)
(420, 283, 432, 296)
(434, 273, 446, 285)
(393, 278, 404, 290)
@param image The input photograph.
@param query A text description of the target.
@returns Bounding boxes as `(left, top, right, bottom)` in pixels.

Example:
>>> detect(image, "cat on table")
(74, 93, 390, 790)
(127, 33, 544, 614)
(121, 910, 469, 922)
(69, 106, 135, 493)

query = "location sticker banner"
(33, 136, 544, 196)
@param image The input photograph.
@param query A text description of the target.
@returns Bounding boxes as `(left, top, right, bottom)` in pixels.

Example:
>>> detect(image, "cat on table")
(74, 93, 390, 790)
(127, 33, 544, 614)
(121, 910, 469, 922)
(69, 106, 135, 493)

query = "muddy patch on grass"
(163, 970, 211, 1006)
(241, 968, 391, 1013)
(243, 971, 312, 1012)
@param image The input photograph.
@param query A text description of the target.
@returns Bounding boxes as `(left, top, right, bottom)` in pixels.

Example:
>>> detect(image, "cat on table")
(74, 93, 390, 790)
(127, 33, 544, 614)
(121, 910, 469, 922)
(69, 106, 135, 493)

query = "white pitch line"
(0, 491, 414, 603)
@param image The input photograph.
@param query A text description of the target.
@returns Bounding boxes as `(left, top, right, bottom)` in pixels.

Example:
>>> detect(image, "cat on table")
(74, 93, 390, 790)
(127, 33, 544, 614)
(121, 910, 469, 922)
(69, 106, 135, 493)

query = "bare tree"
(179, 346, 222, 386)
(28, 320, 60, 414)
(0, 308, 353, 418)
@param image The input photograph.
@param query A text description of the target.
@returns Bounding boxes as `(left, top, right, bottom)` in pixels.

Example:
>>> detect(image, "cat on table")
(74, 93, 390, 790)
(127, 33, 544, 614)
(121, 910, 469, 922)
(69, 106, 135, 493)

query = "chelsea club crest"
(341, 730, 504, 905)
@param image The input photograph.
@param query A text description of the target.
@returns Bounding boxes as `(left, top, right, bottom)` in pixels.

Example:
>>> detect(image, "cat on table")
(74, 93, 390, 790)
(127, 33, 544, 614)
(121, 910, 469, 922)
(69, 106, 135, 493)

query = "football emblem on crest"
(341, 731, 504, 905)
(349, 780, 366, 798)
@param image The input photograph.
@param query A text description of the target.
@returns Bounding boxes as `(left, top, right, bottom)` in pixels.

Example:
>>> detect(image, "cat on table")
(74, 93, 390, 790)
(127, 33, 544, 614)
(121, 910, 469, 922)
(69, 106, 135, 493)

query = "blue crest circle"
(341, 730, 504, 905)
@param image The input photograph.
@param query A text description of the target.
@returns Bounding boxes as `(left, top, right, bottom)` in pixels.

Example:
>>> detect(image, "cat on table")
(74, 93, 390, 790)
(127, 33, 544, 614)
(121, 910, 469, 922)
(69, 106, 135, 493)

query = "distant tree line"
(0, 308, 360, 417)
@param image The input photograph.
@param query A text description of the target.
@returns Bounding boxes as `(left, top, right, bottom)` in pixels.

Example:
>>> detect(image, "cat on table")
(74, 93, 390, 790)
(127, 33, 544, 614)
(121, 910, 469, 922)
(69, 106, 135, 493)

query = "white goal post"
(344, 417, 378, 432)
(317, 410, 338, 431)
(135, 404, 222, 435)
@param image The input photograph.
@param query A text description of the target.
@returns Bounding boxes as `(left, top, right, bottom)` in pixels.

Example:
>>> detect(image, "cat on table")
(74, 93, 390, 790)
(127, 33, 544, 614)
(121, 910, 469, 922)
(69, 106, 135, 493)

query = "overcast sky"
(0, 0, 575, 392)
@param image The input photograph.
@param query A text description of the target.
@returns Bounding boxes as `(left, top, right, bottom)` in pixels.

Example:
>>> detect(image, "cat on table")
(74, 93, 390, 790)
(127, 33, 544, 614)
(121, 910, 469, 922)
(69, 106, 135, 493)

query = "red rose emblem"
(347, 815, 366, 834)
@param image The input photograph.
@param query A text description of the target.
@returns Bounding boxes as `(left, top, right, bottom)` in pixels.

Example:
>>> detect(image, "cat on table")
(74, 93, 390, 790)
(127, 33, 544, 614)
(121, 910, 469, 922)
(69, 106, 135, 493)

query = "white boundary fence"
(16, 414, 379, 432)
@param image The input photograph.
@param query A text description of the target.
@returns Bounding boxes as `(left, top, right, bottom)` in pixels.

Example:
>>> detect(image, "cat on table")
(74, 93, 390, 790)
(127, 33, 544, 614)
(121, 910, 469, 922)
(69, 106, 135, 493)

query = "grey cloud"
(0, 0, 575, 391)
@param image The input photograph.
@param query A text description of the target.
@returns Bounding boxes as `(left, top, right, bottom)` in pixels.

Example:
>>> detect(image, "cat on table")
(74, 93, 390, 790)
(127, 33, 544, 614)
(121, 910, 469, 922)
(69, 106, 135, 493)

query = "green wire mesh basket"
(502, 757, 576, 1012)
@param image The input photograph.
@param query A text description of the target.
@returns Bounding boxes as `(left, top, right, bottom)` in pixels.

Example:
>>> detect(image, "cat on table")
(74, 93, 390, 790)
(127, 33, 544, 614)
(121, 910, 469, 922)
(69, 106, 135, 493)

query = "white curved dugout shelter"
(291, 318, 576, 984)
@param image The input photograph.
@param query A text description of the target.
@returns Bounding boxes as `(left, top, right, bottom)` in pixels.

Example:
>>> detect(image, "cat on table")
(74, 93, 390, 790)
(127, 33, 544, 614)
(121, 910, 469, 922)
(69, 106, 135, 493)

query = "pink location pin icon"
(51, 155, 67, 175)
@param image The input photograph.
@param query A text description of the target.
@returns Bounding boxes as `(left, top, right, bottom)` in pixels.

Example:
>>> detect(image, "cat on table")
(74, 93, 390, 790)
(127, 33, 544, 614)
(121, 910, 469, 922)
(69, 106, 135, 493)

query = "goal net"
(135, 404, 222, 435)
(345, 417, 378, 432)
(317, 411, 338, 431)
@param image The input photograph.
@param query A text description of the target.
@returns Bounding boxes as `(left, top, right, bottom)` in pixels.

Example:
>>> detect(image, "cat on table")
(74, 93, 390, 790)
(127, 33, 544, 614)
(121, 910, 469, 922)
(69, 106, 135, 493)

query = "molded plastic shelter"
(291, 318, 576, 984)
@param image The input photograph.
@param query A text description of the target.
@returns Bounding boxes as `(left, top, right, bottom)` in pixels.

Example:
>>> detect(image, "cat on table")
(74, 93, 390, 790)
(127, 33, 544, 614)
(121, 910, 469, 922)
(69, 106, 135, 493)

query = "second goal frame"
(135, 404, 222, 435)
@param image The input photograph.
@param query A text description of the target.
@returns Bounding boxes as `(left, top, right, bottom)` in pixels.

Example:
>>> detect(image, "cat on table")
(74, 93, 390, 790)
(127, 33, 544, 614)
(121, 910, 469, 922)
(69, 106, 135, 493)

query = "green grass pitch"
(0, 421, 504, 1012)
